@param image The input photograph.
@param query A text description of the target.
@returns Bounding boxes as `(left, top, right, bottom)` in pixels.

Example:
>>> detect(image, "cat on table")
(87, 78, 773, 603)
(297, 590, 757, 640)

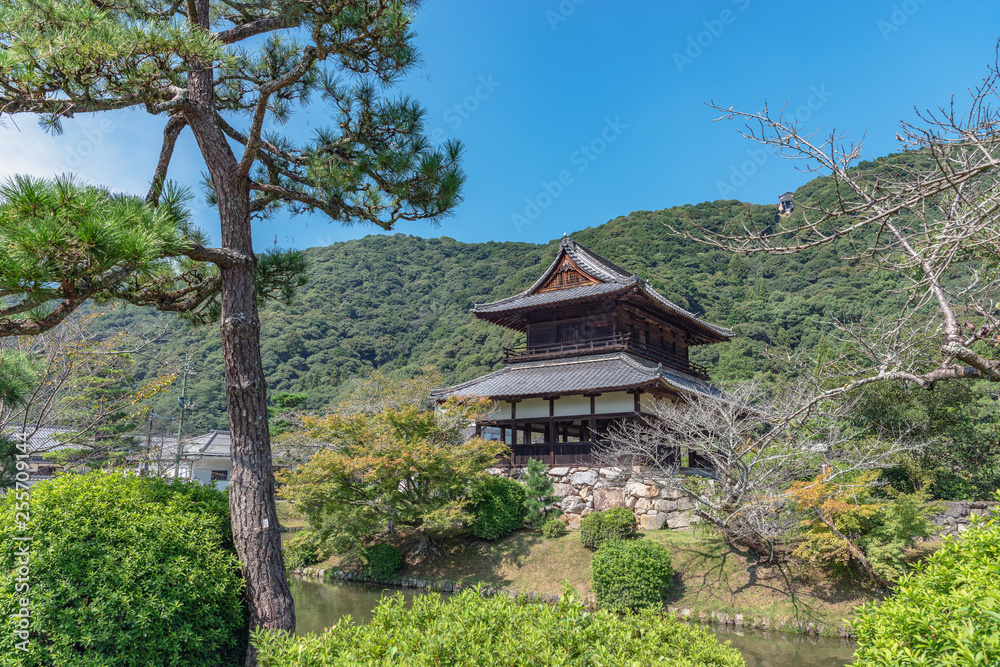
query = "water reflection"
(706, 625, 856, 667)
(290, 577, 425, 635)
(289, 577, 857, 667)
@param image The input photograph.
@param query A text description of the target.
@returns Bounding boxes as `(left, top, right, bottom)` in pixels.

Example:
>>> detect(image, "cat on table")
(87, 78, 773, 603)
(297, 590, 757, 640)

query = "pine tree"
(522, 458, 558, 527)
(0, 3, 464, 660)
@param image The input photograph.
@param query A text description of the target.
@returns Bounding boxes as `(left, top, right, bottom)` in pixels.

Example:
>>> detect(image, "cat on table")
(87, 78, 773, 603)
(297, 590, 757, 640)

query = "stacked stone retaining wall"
(492, 465, 998, 534)
(932, 500, 999, 535)
(489, 465, 700, 531)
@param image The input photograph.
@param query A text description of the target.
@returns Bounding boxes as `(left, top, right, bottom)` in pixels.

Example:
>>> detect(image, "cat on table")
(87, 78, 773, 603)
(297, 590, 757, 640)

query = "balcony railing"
(502, 333, 708, 377)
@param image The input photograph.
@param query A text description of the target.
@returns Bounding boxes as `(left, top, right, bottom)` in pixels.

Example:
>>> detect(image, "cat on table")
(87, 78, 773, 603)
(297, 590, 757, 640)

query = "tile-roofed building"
(434, 236, 731, 467)
(148, 430, 234, 488)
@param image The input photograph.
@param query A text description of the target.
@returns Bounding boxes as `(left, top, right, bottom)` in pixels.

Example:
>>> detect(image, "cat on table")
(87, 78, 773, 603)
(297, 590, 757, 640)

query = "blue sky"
(3, 0, 1000, 251)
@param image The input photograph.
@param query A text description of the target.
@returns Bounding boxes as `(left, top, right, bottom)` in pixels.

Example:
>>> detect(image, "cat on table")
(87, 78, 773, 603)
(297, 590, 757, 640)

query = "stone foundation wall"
(493, 465, 998, 535)
(932, 500, 999, 535)
(489, 465, 700, 531)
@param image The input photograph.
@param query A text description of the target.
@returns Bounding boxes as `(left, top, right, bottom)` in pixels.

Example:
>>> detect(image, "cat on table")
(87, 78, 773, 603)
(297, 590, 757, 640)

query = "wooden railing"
(502, 333, 708, 377)
(504, 441, 598, 466)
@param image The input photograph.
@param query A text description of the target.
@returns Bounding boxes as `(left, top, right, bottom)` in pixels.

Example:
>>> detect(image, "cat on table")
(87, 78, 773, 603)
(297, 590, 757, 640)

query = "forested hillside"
(94, 165, 908, 433)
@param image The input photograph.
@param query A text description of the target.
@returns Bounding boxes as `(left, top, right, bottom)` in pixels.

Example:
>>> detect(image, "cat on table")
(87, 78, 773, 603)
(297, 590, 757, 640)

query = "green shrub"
(465, 475, 526, 540)
(283, 530, 325, 572)
(541, 517, 566, 539)
(591, 538, 675, 612)
(0, 472, 246, 666)
(361, 543, 402, 581)
(253, 586, 743, 666)
(580, 506, 637, 550)
(851, 508, 1000, 666)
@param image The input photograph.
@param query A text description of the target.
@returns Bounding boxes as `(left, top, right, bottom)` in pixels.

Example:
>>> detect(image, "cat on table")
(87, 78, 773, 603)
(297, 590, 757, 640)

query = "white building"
(151, 430, 233, 490)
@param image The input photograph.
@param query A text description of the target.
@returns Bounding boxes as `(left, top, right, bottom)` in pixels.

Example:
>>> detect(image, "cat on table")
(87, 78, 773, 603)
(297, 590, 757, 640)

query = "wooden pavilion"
(432, 236, 732, 466)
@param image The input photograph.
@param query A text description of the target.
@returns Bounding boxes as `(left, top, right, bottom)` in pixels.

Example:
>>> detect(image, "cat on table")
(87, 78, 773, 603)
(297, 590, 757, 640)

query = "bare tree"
(667, 56, 1000, 401)
(595, 382, 920, 566)
(0, 312, 177, 465)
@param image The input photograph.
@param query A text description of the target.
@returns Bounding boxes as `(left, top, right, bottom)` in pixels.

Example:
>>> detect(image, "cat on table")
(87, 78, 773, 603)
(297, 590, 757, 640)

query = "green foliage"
(591, 538, 675, 613)
(521, 457, 558, 526)
(852, 380, 1000, 500)
(541, 517, 567, 539)
(361, 543, 403, 582)
(0, 349, 37, 406)
(277, 396, 508, 558)
(850, 506, 1000, 666)
(283, 530, 326, 572)
(252, 586, 743, 667)
(269, 391, 308, 437)
(581, 506, 638, 550)
(789, 473, 939, 584)
(465, 475, 527, 541)
(0, 472, 246, 666)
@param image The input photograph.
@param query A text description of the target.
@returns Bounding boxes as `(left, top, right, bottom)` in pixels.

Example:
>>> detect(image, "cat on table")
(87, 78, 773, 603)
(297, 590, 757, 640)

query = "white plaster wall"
(640, 393, 666, 414)
(516, 397, 550, 419)
(595, 391, 634, 413)
(488, 402, 512, 420)
(554, 394, 591, 417)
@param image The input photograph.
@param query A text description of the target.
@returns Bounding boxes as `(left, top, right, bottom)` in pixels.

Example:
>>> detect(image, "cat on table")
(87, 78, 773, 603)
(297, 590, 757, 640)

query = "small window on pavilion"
(211, 470, 229, 481)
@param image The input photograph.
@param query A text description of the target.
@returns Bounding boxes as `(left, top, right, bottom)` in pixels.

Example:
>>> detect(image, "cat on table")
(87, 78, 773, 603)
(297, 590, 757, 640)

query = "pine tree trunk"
(183, 2, 295, 663)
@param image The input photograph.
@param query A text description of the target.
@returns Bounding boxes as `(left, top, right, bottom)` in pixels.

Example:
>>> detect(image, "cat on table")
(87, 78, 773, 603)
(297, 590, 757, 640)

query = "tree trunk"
(183, 2, 294, 663)
(219, 223, 296, 661)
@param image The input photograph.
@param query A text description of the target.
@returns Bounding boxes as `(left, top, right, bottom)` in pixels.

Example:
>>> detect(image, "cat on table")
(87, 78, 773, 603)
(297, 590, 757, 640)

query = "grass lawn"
(389, 528, 896, 628)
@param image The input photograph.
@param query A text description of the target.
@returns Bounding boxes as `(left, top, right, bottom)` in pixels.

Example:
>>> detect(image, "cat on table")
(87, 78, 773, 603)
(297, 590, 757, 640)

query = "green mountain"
(92, 169, 905, 433)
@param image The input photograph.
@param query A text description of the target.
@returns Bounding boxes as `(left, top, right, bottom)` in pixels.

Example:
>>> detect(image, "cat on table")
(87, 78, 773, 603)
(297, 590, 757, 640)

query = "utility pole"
(142, 410, 153, 476)
(173, 356, 190, 479)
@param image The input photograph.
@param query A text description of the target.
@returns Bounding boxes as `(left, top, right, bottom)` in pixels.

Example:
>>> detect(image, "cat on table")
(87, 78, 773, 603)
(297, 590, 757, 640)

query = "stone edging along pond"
(290, 567, 856, 640)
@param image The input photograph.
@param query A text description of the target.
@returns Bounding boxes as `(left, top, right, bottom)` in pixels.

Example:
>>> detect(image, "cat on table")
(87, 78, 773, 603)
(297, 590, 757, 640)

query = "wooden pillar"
(510, 401, 517, 467)
(548, 420, 556, 465)
(548, 397, 556, 465)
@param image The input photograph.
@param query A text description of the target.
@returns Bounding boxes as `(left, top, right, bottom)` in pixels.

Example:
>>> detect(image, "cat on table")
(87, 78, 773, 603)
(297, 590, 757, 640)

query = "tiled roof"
(472, 237, 732, 339)
(156, 430, 232, 460)
(431, 352, 723, 401)
(472, 281, 627, 313)
(4, 426, 84, 454)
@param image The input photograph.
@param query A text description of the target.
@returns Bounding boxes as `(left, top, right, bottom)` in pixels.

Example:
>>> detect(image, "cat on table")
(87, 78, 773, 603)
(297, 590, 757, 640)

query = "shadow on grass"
(661, 532, 873, 624)
(403, 531, 545, 589)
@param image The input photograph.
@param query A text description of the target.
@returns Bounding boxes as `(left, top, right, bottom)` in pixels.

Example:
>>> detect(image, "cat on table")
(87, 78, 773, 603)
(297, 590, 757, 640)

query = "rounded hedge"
(591, 538, 675, 612)
(361, 543, 402, 581)
(850, 511, 1000, 666)
(253, 586, 743, 666)
(581, 506, 637, 550)
(0, 473, 247, 666)
(465, 475, 526, 541)
(541, 517, 566, 539)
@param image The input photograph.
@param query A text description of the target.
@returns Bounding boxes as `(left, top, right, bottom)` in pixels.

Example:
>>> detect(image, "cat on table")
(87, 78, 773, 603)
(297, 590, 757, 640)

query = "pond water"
(289, 577, 858, 667)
